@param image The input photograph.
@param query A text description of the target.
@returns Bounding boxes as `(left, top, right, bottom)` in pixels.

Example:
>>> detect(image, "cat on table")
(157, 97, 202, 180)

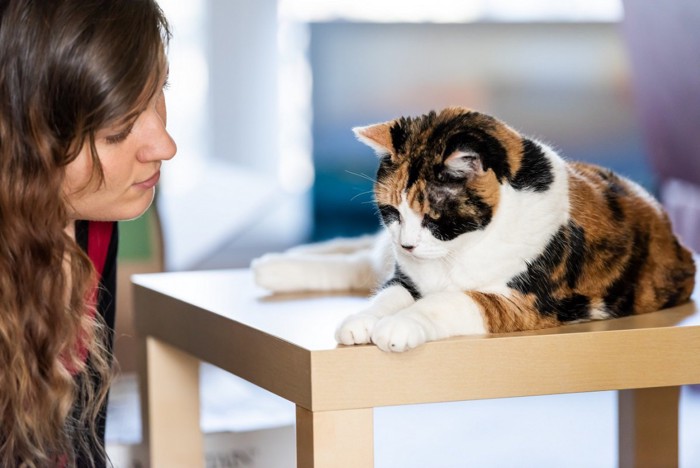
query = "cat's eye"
(379, 205, 401, 225)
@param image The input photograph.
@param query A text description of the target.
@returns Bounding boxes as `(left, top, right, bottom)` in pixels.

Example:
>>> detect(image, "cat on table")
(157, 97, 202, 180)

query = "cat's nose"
(401, 244, 415, 252)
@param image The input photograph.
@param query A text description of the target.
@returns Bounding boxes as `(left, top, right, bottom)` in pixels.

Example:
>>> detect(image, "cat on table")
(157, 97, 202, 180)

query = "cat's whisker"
(345, 170, 378, 185)
(346, 170, 393, 193)
(350, 190, 376, 202)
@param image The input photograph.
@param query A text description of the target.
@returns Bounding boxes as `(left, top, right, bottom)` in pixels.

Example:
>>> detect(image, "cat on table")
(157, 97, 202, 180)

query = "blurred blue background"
(309, 20, 650, 240)
(151, 0, 661, 270)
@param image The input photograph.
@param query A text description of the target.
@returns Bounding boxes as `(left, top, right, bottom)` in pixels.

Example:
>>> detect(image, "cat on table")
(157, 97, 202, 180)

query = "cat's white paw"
(371, 314, 427, 352)
(335, 312, 379, 345)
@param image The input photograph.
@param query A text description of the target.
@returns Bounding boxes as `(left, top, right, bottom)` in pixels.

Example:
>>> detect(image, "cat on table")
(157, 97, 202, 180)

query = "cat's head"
(354, 107, 553, 259)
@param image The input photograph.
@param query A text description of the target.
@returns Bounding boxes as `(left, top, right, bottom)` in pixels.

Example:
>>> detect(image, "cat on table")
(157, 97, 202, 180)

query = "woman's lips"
(134, 170, 160, 189)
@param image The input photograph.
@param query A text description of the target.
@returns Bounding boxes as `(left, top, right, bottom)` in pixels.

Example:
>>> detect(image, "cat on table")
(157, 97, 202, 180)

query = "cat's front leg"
(335, 285, 415, 345)
(371, 292, 487, 352)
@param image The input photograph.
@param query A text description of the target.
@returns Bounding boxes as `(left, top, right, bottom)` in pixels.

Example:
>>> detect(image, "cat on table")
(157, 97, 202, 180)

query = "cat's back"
(566, 161, 695, 315)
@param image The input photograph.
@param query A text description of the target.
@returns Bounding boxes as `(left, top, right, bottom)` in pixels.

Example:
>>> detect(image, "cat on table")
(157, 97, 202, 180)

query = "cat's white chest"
(398, 161, 570, 296)
(402, 256, 510, 296)
(399, 256, 471, 294)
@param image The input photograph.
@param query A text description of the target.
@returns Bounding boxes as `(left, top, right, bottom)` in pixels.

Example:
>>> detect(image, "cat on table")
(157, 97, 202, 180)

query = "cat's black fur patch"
(384, 264, 421, 300)
(377, 155, 396, 181)
(507, 221, 593, 322)
(507, 225, 566, 302)
(378, 204, 400, 226)
(564, 223, 586, 289)
(604, 177, 627, 221)
(390, 119, 409, 154)
(423, 187, 492, 240)
(604, 190, 624, 221)
(440, 127, 511, 183)
(406, 155, 424, 189)
(595, 168, 627, 221)
(589, 237, 628, 266)
(603, 226, 649, 317)
(510, 139, 554, 192)
(550, 294, 591, 322)
(660, 247, 695, 308)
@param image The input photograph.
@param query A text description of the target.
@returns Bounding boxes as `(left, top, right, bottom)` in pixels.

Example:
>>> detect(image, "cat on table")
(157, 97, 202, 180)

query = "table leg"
(138, 336, 204, 468)
(618, 386, 680, 468)
(296, 406, 374, 468)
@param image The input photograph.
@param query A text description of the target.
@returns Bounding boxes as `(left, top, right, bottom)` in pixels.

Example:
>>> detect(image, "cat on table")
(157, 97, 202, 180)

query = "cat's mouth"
(400, 244, 416, 254)
(396, 243, 418, 258)
(396, 243, 446, 261)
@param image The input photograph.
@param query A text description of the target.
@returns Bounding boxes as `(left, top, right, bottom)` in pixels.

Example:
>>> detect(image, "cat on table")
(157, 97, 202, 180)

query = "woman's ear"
(352, 121, 395, 157)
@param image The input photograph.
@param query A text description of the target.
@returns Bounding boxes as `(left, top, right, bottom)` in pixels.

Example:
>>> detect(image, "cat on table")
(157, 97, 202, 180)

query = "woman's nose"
(138, 124, 177, 162)
(138, 99, 177, 162)
(152, 127, 177, 162)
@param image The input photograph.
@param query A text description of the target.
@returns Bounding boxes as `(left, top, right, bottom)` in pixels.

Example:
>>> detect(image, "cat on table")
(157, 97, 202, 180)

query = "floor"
(106, 364, 700, 468)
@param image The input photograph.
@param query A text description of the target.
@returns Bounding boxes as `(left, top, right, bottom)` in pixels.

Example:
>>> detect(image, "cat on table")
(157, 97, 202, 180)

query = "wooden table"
(133, 268, 700, 468)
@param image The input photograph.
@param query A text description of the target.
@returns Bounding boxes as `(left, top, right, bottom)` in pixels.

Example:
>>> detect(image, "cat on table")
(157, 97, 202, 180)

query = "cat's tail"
(251, 232, 393, 293)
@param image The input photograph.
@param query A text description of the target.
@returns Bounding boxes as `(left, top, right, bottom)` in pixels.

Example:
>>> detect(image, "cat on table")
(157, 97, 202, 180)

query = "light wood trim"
(139, 336, 204, 468)
(618, 386, 680, 468)
(309, 325, 700, 411)
(134, 274, 700, 412)
(134, 284, 313, 408)
(132, 267, 700, 467)
(296, 406, 374, 468)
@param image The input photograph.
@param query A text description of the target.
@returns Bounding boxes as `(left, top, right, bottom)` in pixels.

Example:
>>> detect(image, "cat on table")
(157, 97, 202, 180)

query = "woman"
(0, 0, 176, 466)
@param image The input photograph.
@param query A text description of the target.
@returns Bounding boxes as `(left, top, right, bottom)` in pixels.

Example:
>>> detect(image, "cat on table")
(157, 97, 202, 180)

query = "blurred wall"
(208, 0, 278, 172)
(156, 0, 311, 270)
(309, 21, 651, 240)
(621, 0, 700, 252)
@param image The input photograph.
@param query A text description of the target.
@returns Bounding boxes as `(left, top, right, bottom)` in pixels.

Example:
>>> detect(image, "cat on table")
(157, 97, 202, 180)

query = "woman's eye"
(105, 124, 133, 144)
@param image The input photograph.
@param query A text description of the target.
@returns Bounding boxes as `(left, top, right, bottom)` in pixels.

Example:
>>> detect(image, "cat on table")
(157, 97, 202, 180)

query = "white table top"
(133, 266, 700, 411)
(133, 266, 700, 351)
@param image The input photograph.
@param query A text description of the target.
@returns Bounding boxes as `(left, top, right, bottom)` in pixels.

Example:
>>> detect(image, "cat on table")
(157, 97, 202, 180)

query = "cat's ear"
(444, 149, 483, 178)
(353, 122, 395, 157)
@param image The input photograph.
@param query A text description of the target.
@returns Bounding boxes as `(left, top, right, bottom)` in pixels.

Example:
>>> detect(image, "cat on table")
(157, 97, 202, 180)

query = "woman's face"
(63, 77, 176, 222)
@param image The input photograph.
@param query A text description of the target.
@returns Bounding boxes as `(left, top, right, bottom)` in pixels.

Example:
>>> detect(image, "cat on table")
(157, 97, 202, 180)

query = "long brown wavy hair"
(0, 0, 170, 466)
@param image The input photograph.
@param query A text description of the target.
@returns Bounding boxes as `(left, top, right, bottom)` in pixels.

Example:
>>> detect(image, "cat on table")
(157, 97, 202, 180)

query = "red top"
(59, 220, 118, 467)
(87, 221, 114, 280)
(62, 221, 117, 374)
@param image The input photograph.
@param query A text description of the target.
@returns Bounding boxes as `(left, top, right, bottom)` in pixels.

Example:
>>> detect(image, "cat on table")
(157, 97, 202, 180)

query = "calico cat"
(253, 107, 696, 352)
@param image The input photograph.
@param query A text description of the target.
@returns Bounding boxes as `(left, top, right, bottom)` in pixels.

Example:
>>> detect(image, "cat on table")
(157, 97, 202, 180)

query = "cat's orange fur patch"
(469, 291, 560, 333)
(568, 163, 695, 316)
